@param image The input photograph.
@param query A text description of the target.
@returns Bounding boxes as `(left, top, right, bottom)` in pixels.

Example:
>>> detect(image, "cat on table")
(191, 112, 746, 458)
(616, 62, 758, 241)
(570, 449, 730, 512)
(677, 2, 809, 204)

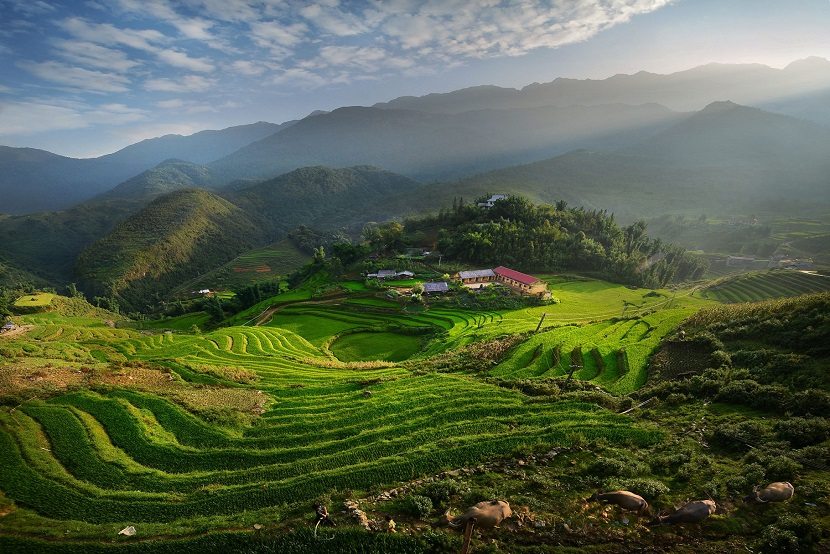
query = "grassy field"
(13, 292, 54, 308)
(700, 270, 830, 303)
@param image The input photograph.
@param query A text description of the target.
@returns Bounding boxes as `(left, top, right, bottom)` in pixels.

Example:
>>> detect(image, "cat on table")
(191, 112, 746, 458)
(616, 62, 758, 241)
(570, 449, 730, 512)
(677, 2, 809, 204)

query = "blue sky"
(1, 0, 829, 158)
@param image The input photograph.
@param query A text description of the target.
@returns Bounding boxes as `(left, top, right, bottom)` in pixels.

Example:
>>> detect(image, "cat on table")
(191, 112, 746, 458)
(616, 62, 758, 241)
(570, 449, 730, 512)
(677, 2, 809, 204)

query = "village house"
(366, 269, 415, 280)
(423, 282, 449, 294)
(477, 194, 508, 208)
(454, 266, 550, 298)
(456, 269, 496, 287)
(493, 266, 549, 297)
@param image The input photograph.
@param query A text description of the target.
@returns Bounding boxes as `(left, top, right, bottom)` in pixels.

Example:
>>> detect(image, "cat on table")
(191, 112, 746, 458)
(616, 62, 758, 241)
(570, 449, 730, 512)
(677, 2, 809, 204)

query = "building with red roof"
(454, 265, 549, 297)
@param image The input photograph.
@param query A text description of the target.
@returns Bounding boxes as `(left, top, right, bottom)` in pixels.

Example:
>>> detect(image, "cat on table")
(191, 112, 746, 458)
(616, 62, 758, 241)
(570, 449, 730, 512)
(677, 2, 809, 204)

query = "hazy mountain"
(373, 58, 830, 124)
(76, 189, 260, 310)
(98, 121, 288, 168)
(229, 165, 423, 237)
(210, 103, 681, 182)
(384, 102, 830, 221)
(0, 121, 287, 215)
(0, 146, 129, 214)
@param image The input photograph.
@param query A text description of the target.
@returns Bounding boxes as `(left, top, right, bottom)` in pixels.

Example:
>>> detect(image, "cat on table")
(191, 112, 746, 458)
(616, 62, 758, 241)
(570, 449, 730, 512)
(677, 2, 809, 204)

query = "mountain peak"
(700, 100, 743, 113)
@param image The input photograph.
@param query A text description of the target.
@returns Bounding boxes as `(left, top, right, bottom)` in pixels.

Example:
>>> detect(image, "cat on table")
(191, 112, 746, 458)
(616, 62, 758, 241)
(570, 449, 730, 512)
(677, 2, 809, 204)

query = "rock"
(534, 520, 547, 528)
(118, 526, 136, 536)
(253, 523, 263, 530)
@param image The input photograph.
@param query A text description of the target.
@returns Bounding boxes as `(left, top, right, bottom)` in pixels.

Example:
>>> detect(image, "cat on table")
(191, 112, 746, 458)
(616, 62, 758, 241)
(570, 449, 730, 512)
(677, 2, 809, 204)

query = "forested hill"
(75, 189, 260, 312)
(229, 165, 424, 238)
(407, 196, 707, 288)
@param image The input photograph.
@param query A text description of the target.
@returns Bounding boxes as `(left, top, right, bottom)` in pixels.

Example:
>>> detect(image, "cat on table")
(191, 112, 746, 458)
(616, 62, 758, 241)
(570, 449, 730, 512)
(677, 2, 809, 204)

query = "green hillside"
(229, 165, 424, 235)
(75, 189, 261, 311)
(172, 239, 311, 293)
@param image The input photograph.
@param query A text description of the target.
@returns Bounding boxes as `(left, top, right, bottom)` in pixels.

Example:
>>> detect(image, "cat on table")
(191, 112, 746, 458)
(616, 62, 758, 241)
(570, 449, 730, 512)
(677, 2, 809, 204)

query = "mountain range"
(2, 59, 830, 306)
(4, 58, 830, 216)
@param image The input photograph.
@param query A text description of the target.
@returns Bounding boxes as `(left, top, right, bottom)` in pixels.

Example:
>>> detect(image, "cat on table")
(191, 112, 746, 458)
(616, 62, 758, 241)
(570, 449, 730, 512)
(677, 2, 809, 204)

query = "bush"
(419, 480, 462, 509)
(774, 417, 830, 447)
(404, 494, 433, 519)
(587, 455, 648, 478)
(756, 514, 817, 554)
(606, 478, 669, 499)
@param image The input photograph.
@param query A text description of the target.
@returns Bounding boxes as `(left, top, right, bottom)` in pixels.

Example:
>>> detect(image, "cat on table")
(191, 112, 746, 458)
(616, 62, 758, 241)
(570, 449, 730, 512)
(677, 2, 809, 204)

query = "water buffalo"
(750, 482, 795, 503)
(588, 490, 649, 515)
(449, 500, 512, 529)
(657, 500, 716, 524)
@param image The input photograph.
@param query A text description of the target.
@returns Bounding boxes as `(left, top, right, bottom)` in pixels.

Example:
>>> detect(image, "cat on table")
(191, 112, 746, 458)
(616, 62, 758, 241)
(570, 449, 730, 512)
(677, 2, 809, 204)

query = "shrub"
(606, 478, 669, 499)
(587, 455, 648, 478)
(419, 480, 462, 509)
(774, 417, 830, 447)
(404, 494, 433, 519)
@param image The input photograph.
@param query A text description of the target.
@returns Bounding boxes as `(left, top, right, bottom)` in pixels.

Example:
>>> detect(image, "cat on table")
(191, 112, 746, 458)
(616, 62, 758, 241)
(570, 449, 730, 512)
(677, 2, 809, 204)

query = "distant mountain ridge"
(372, 58, 830, 122)
(0, 121, 287, 215)
(208, 102, 681, 182)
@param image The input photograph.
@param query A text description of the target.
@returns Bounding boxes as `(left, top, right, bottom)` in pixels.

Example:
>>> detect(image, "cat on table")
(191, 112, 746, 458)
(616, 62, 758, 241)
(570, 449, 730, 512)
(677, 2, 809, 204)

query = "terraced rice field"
(701, 270, 830, 303)
(491, 309, 695, 393)
(0, 306, 658, 550)
(172, 239, 310, 294)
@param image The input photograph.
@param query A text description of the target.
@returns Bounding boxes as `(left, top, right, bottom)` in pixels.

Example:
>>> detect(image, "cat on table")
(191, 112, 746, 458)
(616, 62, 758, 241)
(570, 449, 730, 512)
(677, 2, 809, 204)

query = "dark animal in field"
(314, 503, 335, 527)
(747, 482, 795, 503)
(588, 490, 649, 514)
(448, 500, 512, 529)
(656, 500, 716, 525)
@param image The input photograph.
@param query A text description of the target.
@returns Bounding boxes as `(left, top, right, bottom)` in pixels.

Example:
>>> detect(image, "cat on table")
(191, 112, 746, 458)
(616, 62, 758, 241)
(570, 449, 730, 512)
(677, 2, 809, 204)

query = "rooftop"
(423, 282, 449, 293)
(494, 266, 539, 286)
(459, 269, 496, 279)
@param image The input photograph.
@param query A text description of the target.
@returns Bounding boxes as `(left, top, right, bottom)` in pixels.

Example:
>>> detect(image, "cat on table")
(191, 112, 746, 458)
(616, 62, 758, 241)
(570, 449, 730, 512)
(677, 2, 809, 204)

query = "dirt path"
(0, 325, 34, 340)
(246, 293, 350, 327)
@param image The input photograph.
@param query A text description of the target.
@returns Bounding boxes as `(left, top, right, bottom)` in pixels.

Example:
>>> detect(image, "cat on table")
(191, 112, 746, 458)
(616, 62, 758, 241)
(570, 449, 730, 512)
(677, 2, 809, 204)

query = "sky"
(1, 0, 829, 158)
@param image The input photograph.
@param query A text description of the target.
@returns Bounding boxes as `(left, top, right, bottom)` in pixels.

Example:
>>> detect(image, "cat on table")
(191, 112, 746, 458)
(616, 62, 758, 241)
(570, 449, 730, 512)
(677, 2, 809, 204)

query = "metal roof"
(493, 266, 539, 285)
(458, 269, 495, 279)
(423, 282, 449, 293)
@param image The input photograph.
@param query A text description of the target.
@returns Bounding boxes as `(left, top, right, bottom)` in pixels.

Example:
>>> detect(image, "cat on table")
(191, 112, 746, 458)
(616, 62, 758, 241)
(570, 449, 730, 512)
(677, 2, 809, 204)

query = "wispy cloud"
(51, 38, 141, 73)
(17, 60, 131, 93)
(144, 75, 216, 93)
(0, 99, 147, 136)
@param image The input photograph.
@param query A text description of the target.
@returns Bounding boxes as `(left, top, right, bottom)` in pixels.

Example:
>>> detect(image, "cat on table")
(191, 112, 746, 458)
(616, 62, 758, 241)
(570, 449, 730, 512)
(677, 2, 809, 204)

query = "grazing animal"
(449, 500, 512, 529)
(749, 482, 795, 503)
(588, 490, 649, 515)
(657, 500, 716, 525)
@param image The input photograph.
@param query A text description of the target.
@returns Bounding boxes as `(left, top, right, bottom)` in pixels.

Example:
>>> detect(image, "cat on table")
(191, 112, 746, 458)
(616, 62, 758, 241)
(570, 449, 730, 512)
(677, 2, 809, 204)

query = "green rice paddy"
(330, 331, 423, 361)
(13, 292, 55, 307)
(2, 273, 794, 550)
(701, 270, 830, 303)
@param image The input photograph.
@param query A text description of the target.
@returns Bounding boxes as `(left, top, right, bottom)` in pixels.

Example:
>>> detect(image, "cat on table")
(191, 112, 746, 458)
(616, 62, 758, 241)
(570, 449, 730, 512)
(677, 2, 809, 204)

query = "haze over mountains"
(2, 58, 830, 302)
(3, 58, 830, 216)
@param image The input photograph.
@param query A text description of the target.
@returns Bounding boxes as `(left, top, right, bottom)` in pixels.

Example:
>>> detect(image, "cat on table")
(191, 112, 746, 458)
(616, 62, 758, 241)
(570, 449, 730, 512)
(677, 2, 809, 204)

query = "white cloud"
(156, 49, 214, 72)
(299, 3, 368, 37)
(51, 39, 141, 73)
(0, 100, 147, 136)
(17, 60, 131, 93)
(144, 75, 216, 92)
(0, 101, 87, 136)
(59, 16, 167, 53)
(231, 60, 266, 76)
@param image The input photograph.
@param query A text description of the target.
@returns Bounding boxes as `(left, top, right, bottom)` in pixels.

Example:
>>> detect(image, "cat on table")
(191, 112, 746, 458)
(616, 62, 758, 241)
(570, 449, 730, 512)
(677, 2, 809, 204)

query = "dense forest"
(400, 196, 707, 288)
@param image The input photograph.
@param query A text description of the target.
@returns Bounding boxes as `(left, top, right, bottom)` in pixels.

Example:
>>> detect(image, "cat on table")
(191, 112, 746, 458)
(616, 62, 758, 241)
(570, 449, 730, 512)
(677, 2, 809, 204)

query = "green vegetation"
(173, 239, 310, 294)
(330, 331, 423, 361)
(76, 189, 260, 312)
(414, 195, 708, 288)
(13, 292, 54, 308)
(701, 270, 830, 303)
